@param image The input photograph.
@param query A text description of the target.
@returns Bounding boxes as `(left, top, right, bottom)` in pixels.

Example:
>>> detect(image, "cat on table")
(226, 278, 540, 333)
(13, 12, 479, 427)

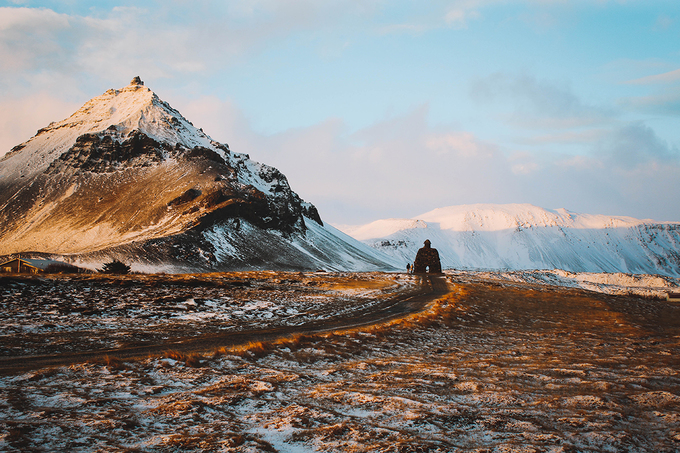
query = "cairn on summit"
(413, 239, 442, 274)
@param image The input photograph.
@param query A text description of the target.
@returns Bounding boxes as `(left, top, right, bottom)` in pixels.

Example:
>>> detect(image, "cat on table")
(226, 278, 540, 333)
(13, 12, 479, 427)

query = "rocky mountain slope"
(338, 203, 680, 277)
(0, 77, 393, 272)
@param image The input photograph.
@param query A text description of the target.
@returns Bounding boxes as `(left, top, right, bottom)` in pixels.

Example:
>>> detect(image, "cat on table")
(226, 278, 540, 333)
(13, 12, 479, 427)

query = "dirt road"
(0, 273, 450, 374)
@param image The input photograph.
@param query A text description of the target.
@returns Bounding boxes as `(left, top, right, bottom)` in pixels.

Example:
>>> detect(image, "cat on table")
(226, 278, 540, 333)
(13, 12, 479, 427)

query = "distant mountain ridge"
(337, 204, 680, 277)
(0, 77, 394, 272)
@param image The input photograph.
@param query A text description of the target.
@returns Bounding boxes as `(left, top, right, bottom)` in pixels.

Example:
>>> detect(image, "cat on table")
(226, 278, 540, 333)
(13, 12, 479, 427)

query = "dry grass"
(160, 350, 205, 367)
(87, 354, 130, 370)
(216, 333, 327, 360)
(330, 283, 467, 339)
(220, 341, 277, 359)
(215, 284, 466, 360)
(319, 277, 396, 292)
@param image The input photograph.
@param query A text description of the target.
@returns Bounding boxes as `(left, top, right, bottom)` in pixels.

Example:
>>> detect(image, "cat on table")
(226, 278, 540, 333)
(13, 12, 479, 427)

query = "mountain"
(0, 77, 394, 272)
(337, 203, 680, 277)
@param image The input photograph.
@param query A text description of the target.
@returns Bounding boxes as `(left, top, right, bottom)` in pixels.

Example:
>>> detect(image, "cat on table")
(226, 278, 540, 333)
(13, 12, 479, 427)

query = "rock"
(413, 239, 442, 273)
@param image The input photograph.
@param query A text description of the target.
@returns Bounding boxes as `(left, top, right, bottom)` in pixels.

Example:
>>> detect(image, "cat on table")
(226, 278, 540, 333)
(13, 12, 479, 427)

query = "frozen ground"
(448, 269, 680, 299)
(0, 272, 407, 358)
(1, 271, 679, 452)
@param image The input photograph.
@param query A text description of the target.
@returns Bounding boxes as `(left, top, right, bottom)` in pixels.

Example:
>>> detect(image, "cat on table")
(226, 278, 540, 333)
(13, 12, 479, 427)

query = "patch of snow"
(450, 268, 680, 298)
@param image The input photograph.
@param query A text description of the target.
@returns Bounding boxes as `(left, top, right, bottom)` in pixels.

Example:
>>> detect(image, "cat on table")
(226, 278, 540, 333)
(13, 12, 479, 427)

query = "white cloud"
(620, 89, 680, 116)
(519, 129, 609, 145)
(376, 0, 490, 34)
(598, 121, 680, 169)
(509, 151, 540, 175)
(554, 154, 600, 170)
(0, 7, 71, 72)
(0, 6, 205, 94)
(426, 131, 495, 158)
(0, 2, 382, 97)
(510, 162, 539, 175)
(653, 14, 674, 31)
(444, 8, 481, 28)
(625, 68, 680, 85)
(470, 73, 617, 129)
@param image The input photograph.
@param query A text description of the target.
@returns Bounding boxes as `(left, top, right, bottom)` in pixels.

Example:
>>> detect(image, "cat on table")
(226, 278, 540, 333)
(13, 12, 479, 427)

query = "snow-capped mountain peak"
(0, 77, 217, 183)
(415, 203, 648, 232)
(0, 77, 394, 272)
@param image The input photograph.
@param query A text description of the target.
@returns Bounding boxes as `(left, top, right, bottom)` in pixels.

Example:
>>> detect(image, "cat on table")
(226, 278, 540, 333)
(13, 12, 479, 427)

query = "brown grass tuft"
(88, 354, 129, 370)
(225, 341, 277, 359)
(161, 350, 206, 367)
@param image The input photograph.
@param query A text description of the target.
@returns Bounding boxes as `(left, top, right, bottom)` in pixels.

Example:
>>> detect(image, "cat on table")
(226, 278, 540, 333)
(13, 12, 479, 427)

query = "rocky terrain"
(0, 77, 392, 272)
(0, 272, 422, 364)
(1, 271, 679, 452)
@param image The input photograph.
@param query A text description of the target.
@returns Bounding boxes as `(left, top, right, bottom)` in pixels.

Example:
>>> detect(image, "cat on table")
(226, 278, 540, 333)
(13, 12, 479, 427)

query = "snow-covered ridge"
(418, 204, 656, 231)
(336, 203, 680, 277)
(0, 77, 221, 182)
(343, 204, 658, 241)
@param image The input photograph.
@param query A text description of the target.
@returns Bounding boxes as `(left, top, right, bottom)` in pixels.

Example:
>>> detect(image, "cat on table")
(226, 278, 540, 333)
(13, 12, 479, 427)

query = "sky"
(1, 0, 679, 225)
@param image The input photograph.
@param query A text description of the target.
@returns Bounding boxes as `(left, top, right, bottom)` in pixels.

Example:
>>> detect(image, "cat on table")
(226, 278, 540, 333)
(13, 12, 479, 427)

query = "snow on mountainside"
(0, 77, 215, 183)
(0, 77, 395, 272)
(337, 203, 680, 277)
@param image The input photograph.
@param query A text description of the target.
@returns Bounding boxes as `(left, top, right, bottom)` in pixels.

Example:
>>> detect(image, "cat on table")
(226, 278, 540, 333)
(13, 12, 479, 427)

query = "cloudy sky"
(1, 0, 679, 224)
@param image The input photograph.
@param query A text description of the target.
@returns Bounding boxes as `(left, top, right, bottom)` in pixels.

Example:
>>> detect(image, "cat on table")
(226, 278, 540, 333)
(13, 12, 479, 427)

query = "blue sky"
(1, 0, 679, 224)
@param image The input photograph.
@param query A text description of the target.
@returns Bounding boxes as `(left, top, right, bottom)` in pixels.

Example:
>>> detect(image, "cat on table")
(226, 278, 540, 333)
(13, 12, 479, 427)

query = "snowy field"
(448, 269, 680, 299)
(0, 272, 407, 358)
(1, 271, 679, 452)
